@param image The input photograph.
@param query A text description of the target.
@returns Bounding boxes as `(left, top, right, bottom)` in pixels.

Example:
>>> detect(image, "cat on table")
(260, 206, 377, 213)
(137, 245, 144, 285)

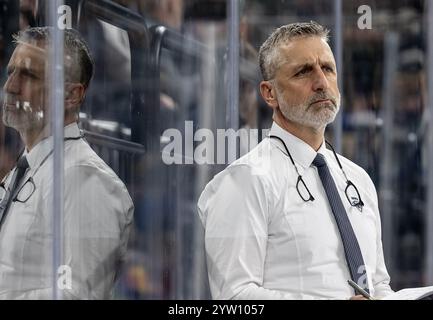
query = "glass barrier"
(0, 0, 431, 300)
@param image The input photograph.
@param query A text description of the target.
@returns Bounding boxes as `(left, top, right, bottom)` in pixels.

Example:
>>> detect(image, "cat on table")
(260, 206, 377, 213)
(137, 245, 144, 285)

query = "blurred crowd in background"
(0, 0, 430, 299)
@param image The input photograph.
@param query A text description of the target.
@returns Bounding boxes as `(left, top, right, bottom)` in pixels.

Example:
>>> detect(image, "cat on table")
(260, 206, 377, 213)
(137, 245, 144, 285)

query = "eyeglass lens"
(345, 181, 362, 206)
(296, 176, 314, 202)
(15, 180, 36, 203)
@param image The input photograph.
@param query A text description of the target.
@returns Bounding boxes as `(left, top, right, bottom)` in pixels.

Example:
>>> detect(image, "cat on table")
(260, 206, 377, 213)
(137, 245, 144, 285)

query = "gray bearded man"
(198, 21, 394, 300)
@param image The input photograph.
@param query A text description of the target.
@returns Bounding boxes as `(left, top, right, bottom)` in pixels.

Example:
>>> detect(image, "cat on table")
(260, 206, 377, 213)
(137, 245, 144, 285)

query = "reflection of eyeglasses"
(269, 135, 364, 211)
(0, 177, 36, 205)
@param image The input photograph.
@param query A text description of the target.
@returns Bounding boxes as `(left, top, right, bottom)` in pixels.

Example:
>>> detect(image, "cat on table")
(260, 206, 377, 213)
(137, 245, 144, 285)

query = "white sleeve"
(372, 209, 394, 299)
(367, 176, 394, 299)
(62, 164, 134, 299)
(198, 165, 314, 300)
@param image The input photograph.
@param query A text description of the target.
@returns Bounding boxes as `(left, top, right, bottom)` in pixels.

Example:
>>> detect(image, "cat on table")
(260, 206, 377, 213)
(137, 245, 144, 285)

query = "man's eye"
(295, 69, 309, 76)
(22, 71, 38, 79)
(323, 66, 334, 72)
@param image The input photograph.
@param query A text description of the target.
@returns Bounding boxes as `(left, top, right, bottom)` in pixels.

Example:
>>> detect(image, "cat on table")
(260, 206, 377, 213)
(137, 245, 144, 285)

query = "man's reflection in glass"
(0, 27, 134, 299)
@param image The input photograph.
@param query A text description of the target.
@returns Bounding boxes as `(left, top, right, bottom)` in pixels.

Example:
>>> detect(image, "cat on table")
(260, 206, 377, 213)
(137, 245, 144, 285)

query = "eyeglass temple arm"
(269, 135, 297, 166)
(325, 140, 351, 182)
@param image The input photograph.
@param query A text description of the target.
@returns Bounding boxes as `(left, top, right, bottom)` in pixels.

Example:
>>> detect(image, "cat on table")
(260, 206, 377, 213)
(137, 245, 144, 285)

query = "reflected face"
(272, 36, 340, 130)
(2, 42, 48, 132)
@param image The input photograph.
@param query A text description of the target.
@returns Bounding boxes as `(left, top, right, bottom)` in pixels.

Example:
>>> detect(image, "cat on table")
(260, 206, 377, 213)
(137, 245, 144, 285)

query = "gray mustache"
(3, 95, 34, 112)
(308, 93, 338, 107)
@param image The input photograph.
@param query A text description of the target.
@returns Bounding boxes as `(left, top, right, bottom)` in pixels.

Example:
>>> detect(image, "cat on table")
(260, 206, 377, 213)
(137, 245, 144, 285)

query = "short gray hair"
(13, 27, 94, 88)
(258, 21, 330, 80)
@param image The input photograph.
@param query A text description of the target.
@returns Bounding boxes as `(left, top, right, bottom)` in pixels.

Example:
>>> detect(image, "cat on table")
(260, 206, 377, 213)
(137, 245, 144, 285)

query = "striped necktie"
(312, 153, 370, 293)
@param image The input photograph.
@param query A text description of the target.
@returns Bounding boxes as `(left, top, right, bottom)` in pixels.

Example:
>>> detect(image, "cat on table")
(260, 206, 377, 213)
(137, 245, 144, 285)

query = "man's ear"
(64, 83, 85, 111)
(259, 80, 278, 109)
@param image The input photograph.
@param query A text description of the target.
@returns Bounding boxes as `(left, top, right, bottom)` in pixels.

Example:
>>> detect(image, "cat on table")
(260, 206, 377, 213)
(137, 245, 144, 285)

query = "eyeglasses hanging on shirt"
(0, 177, 36, 205)
(269, 135, 364, 211)
(0, 135, 84, 206)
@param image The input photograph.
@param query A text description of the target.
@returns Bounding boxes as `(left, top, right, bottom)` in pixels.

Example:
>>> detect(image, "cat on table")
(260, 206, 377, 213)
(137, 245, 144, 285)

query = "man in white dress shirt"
(197, 22, 394, 300)
(0, 27, 134, 299)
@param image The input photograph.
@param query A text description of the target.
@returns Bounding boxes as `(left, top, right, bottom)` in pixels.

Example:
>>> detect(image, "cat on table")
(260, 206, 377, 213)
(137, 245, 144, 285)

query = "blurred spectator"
(19, 0, 37, 30)
(239, 38, 260, 156)
(78, 2, 132, 133)
(136, 0, 191, 129)
(138, 0, 184, 30)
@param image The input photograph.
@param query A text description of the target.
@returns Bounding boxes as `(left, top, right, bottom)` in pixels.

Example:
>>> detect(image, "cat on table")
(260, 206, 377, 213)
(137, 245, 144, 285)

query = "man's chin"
(313, 106, 338, 120)
(2, 114, 14, 128)
(3, 115, 32, 132)
(279, 104, 338, 130)
(2, 120, 23, 131)
(301, 113, 338, 130)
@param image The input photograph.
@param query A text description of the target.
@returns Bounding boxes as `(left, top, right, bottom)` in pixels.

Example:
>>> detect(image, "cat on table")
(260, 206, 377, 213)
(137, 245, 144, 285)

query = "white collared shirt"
(197, 122, 393, 300)
(0, 123, 134, 299)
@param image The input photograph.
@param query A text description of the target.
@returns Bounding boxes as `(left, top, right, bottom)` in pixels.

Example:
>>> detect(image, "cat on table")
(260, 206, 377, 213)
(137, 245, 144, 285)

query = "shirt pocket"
(280, 186, 341, 266)
(282, 186, 315, 237)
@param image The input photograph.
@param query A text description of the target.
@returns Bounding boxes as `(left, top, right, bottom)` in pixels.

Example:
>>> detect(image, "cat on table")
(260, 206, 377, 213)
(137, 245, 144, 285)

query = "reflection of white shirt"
(0, 123, 134, 299)
(198, 122, 393, 300)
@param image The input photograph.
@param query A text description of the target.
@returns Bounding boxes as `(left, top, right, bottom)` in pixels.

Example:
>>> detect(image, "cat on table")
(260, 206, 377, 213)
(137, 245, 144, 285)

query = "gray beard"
(277, 92, 341, 130)
(2, 104, 45, 132)
(280, 102, 339, 130)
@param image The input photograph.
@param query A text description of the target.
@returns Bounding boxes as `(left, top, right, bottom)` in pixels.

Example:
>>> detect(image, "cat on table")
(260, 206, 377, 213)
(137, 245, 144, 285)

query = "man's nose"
(311, 67, 329, 92)
(4, 71, 20, 94)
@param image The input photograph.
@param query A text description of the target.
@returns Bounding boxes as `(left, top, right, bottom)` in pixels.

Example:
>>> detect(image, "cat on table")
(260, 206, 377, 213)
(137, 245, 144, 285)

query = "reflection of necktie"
(312, 153, 370, 293)
(0, 156, 29, 227)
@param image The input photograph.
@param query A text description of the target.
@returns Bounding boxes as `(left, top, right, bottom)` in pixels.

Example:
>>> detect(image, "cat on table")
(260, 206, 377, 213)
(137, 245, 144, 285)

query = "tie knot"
(17, 155, 29, 170)
(312, 153, 326, 168)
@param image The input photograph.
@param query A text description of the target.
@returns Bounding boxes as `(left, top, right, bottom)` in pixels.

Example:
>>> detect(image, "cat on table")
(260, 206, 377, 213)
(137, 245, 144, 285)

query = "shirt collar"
(268, 121, 327, 168)
(25, 123, 82, 171)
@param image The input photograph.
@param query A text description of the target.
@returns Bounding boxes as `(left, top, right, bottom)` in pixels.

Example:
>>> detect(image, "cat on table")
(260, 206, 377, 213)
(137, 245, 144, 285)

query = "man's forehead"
(9, 42, 47, 69)
(16, 40, 47, 53)
(277, 37, 336, 66)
